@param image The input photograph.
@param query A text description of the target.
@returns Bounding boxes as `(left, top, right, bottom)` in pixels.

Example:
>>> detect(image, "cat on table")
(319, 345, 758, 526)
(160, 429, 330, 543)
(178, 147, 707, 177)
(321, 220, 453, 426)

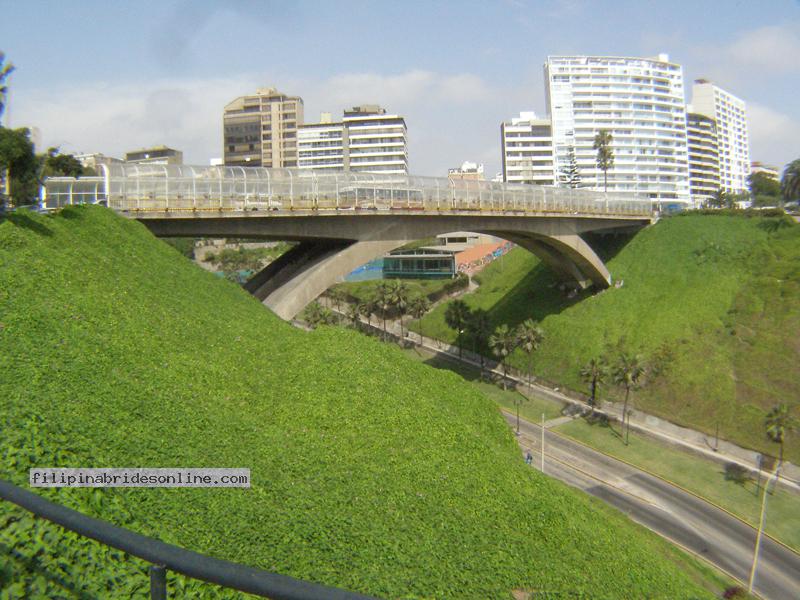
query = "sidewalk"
(321, 300, 800, 492)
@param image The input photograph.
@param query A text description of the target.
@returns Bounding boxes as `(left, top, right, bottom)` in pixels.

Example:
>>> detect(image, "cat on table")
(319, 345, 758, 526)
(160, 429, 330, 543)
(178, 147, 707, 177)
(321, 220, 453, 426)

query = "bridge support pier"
(246, 239, 408, 321)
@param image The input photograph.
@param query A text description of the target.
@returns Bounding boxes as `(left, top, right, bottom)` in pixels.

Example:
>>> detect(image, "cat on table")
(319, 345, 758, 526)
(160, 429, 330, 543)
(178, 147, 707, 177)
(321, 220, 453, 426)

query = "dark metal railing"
(0, 479, 380, 600)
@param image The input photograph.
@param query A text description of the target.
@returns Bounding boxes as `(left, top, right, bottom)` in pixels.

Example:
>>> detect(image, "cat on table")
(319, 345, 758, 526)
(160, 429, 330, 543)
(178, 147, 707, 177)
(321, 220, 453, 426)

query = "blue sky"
(2, 0, 799, 176)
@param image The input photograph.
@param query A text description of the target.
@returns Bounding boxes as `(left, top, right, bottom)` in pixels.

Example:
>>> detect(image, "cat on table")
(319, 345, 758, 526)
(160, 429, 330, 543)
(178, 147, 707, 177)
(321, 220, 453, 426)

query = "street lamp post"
(748, 464, 781, 594)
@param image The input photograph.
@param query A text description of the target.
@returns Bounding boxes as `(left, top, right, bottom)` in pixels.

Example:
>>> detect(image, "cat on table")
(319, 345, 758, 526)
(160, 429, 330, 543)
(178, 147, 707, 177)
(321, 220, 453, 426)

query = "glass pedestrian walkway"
(41, 163, 654, 217)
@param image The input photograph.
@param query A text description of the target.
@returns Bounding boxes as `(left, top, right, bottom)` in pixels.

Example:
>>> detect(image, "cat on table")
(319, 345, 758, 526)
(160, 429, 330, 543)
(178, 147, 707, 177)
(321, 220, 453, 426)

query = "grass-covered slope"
(415, 214, 800, 462)
(0, 207, 720, 598)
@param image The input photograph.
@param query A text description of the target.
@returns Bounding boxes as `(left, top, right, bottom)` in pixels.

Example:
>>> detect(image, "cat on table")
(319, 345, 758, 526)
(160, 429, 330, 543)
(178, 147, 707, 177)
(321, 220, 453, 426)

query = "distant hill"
(416, 213, 800, 463)
(0, 206, 721, 598)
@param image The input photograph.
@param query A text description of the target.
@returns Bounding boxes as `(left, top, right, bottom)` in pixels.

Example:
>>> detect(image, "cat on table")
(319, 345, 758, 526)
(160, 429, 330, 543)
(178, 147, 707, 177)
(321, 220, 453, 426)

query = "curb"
(512, 422, 763, 599)
(510, 409, 800, 558)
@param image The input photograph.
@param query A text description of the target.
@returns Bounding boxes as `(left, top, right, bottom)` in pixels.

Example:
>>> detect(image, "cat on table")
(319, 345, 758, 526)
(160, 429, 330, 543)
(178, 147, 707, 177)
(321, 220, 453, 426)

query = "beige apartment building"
(223, 88, 304, 168)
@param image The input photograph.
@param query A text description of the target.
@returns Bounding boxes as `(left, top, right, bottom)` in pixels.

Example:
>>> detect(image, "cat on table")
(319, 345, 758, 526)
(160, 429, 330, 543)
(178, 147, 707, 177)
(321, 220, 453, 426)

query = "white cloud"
(13, 69, 510, 176)
(728, 25, 800, 74)
(688, 22, 800, 85)
(14, 75, 258, 163)
(748, 102, 800, 167)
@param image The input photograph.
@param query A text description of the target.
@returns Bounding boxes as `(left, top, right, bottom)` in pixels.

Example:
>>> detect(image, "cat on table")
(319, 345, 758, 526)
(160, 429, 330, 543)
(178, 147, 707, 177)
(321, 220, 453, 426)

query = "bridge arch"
(41, 165, 652, 320)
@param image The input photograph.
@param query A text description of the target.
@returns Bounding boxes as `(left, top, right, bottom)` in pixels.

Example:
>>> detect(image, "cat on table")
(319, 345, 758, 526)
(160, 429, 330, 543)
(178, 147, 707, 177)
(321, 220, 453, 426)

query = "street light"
(748, 462, 781, 594)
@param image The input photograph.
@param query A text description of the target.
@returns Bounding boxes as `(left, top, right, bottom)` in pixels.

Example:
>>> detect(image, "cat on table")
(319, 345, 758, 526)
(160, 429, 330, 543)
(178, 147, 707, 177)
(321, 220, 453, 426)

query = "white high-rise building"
(545, 54, 690, 204)
(686, 112, 720, 206)
(500, 112, 556, 185)
(690, 80, 750, 195)
(299, 105, 407, 174)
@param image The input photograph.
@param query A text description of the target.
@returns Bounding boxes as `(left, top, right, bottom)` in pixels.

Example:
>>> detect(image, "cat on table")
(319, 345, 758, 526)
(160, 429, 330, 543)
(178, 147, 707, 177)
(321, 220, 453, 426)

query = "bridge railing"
(41, 164, 654, 217)
(0, 478, 378, 599)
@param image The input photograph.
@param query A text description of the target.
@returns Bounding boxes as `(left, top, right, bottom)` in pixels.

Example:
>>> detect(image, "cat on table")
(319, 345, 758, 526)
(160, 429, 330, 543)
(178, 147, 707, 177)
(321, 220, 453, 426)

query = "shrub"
(724, 463, 751, 485)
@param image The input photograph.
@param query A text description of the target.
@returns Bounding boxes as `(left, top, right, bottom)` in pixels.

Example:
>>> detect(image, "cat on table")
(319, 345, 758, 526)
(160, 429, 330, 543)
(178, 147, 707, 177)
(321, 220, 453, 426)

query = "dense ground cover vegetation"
(413, 214, 800, 462)
(0, 206, 722, 598)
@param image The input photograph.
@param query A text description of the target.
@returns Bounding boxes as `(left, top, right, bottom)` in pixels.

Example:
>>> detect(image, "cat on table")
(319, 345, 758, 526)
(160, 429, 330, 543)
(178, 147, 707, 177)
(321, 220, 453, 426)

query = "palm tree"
(373, 283, 392, 340)
(593, 130, 614, 193)
(409, 295, 431, 345)
(444, 299, 472, 358)
(360, 299, 377, 330)
(612, 353, 645, 445)
(466, 309, 492, 379)
(328, 287, 346, 313)
(489, 324, 518, 391)
(765, 403, 797, 468)
(388, 280, 410, 340)
(0, 52, 14, 121)
(580, 357, 608, 413)
(516, 319, 544, 391)
(303, 301, 324, 329)
(782, 159, 800, 204)
(347, 302, 362, 330)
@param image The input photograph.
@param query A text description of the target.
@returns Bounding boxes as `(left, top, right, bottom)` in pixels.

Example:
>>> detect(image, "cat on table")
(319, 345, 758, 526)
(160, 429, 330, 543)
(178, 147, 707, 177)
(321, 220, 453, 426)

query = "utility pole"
(541, 413, 545, 473)
(2, 68, 12, 205)
(748, 464, 780, 594)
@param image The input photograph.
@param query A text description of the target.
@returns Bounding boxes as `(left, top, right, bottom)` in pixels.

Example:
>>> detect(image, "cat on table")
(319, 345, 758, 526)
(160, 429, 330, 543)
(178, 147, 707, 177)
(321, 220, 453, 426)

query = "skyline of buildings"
(65, 53, 761, 206)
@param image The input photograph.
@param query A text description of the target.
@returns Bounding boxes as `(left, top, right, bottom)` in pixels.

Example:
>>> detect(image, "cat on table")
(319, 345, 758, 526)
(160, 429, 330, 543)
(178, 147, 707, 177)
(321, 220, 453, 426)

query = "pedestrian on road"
(525, 451, 533, 465)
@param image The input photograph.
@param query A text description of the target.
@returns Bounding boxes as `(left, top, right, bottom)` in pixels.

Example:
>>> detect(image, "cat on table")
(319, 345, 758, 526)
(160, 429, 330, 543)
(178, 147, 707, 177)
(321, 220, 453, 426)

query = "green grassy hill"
(414, 214, 800, 462)
(0, 206, 725, 598)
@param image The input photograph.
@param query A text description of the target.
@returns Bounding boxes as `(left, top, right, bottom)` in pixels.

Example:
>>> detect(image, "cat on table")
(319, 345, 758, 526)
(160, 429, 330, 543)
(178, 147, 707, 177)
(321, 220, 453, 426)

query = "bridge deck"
(41, 163, 654, 218)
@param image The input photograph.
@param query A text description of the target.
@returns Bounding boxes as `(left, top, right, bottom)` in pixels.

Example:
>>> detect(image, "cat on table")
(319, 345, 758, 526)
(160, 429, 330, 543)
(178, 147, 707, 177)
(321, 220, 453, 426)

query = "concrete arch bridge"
(42, 164, 654, 319)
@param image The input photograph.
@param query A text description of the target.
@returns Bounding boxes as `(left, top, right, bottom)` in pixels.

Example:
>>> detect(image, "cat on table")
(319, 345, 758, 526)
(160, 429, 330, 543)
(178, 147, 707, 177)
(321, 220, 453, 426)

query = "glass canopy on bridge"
(41, 163, 653, 216)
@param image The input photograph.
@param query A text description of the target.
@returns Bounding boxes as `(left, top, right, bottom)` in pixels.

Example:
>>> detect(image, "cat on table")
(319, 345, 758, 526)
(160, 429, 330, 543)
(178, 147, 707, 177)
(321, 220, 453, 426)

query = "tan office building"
(223, 88, 304, 168)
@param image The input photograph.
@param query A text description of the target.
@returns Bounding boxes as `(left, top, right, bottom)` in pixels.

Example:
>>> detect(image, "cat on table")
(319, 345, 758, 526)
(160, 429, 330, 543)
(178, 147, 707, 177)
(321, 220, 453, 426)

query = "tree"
(0, 52, 14, 121)
(347, 302, 362, 330)
(303, 302, 324, 329)
(42, 147, 86, 178)
(373, 283, 392, 340)
(466, 309, 492, 379)
(203, 246, 264, 283)
(328, 287, 346, 313)
(444, 299, 472, 358)
(593, 130, 614, 193)
(0, 126, 38, 206)
(748, 171, 781, 200)
(707, 189, 727, 209)
(409, 295, 431, 345)
(612, 353, 645, 445)
(360, 299, 377, 330)
(580, 357, 608, 413)
(516, 319, 543, 391)
(489, 324, 517, 391)
(764, 404, 797, 468)
(562, 145, 581, 188)
(782, 159, 800, 204)
(388, 280, 410, 340)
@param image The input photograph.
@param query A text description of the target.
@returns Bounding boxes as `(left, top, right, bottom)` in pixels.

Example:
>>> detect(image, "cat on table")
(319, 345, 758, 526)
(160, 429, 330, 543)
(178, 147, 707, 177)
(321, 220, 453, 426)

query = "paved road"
(506, 412, 800, 600)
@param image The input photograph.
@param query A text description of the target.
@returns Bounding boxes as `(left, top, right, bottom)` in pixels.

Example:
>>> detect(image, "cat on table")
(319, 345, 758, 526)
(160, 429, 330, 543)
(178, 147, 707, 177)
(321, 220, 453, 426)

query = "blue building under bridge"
(382, 248, 456, 279)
